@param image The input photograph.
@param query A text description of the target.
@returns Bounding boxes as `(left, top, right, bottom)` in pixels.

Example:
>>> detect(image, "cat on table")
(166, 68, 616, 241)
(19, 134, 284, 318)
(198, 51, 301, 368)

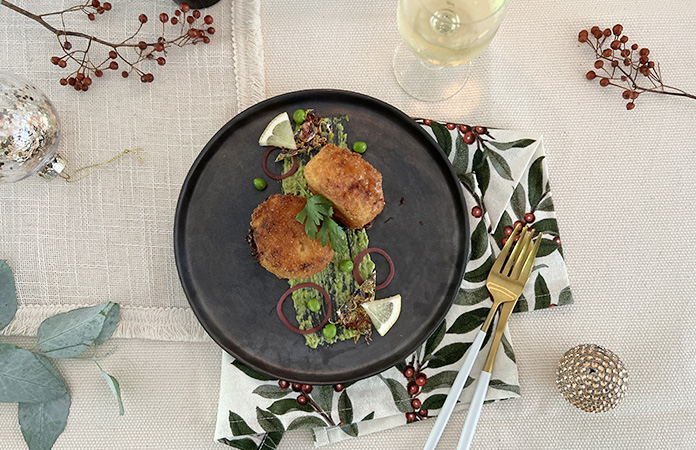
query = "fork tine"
(491, 223, 520, 273)
(510, 228, 534, 279)
(518, 232, 543, 281)
(502, 225, 528, 275)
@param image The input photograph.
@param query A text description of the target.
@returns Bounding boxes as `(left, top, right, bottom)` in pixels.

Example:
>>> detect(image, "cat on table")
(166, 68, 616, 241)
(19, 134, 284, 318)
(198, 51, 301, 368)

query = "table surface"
(2, 0, 696, 449)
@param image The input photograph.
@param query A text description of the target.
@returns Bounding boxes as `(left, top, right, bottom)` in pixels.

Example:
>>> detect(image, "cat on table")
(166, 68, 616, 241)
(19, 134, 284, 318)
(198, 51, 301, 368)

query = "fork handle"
(422, 329, 486, 450)
(456, 370, 491, 450)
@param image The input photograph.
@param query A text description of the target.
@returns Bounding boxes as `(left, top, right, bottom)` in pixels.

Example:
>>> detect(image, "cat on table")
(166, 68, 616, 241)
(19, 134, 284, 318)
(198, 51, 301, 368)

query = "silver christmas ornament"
(0, 71, 64, 183)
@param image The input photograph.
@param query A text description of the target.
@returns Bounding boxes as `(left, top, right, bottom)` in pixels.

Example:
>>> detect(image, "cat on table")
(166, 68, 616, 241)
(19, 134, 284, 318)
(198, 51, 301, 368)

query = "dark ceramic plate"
(174, 90, 468, 384)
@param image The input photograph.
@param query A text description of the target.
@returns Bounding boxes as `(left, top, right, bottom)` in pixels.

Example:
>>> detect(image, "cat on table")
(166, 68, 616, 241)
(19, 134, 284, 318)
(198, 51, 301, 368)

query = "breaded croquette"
(249, 194, 334, 279)
(304, 144, 385, 229)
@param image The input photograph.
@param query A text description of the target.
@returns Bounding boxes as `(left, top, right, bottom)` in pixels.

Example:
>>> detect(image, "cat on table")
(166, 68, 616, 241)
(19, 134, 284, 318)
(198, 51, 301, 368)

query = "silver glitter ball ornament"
(0, 71, 64, 183)
(556, 344, 628, 413)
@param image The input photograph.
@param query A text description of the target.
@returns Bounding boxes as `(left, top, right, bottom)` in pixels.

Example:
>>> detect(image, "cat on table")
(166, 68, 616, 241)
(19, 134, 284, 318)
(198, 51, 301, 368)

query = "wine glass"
(394, 0, 509, 101)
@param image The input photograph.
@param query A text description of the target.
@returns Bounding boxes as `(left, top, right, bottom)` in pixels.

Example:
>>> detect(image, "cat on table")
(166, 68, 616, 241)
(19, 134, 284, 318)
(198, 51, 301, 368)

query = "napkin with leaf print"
(214, 120, 573, 450)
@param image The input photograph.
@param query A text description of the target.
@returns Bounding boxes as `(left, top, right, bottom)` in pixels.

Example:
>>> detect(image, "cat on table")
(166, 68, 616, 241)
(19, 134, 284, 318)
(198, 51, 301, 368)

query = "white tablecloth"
(2, 0, 696, 448)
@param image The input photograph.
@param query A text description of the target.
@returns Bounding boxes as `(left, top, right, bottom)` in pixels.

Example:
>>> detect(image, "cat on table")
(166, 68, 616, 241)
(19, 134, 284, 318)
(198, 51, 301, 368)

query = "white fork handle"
(456, 370, 492, 450)
(423, 329, 486, 450)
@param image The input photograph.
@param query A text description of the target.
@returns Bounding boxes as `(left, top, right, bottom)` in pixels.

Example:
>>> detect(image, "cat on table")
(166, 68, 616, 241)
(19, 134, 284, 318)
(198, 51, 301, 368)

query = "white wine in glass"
(394, 0, 508, 101)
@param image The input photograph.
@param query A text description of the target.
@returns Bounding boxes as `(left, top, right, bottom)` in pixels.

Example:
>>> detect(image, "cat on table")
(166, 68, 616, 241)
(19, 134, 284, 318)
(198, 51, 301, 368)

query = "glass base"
(393, 42, 470, 102)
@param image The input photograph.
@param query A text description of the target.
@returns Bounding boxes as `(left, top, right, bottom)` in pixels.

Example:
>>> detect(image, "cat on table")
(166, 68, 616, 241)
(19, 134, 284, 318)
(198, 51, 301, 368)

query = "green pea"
(307, 298, 322, 312)
(338, 260, 354, 272)
(322, 323, 337, 339)
(253, 177, 267, 191)
(293, 109, 306, 124)
(353, 141, 367, 154)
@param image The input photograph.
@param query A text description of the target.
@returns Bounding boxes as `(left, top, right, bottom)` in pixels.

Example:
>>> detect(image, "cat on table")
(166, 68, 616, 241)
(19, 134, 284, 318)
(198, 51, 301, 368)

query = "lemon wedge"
(258, 112, 297, 149)
(361, 294, 401, 336)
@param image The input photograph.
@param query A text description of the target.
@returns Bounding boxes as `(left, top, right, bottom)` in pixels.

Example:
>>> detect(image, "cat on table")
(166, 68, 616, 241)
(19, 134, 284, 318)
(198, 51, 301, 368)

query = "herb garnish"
(296, 193, 347, 254)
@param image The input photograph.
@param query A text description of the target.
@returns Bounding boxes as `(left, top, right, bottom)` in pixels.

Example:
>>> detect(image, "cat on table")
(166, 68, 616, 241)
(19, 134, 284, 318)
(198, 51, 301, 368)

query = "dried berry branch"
(578, 24, 695, 109)
(1, 1, 215, 92)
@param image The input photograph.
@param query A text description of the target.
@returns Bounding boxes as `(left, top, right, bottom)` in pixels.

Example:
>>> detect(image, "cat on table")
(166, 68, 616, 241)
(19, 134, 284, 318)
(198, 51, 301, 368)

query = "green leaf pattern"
(217, 121, 574, 450)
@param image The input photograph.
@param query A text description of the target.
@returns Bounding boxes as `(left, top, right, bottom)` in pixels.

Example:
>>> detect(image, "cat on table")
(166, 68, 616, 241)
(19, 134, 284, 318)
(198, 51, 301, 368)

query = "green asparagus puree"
(281, 115, 374, 348)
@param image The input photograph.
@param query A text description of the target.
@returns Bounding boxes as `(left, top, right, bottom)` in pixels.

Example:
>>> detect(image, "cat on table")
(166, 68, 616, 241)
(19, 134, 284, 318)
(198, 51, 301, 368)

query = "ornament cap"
(38, 153, 67, 181)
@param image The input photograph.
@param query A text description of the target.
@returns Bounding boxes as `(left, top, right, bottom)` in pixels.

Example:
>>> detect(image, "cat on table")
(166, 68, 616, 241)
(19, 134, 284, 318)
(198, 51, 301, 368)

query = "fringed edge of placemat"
(1, 304, 210, 341)
(231, 0, 266, 111)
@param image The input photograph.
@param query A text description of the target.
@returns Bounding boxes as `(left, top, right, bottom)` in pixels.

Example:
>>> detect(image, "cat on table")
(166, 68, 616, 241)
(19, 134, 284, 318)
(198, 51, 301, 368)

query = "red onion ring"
(277, 282, 332, 335)
(262, 146, 299, 180)
(352, 247, 395, 290)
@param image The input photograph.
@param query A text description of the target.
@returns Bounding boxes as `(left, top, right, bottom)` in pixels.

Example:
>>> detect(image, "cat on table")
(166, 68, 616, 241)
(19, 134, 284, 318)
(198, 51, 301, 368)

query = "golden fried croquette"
(249, 194, 334, 279)
(304, 144, 385, 229)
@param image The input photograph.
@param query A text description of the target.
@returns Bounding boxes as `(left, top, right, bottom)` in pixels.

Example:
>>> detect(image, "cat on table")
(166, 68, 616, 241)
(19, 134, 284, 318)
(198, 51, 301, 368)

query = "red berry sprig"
(2, 1, 215, 92)
(579, 24, 695, 109)
(402, 364, 429, 422)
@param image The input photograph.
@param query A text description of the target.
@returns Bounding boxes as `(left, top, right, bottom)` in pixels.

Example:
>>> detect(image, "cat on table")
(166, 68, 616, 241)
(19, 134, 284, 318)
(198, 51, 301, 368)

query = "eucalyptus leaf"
(0, 345, 67, 403)
(378, 375, 411, 413)
(38, 302, 117, 359)
(489, 138, 536, 151)
(18, 392, 71, 450)
(527, 156, 545, 208)
(93, 303, 120, 346)
(487, 150, 514, 181)
(287, 416, 328, 431)
(470, 220, 489, 261)
(100, 368, 124, 415)
(252, 385, 291, 400)
(267, 398, 313, 415)
(489, 379, 521, 395)
(424, 319, 446, 357)
(338, 389, 353, 424)
(430, 121, 452, 156)
(229, 411, 256, 436)
(256, 407, 284, 433)
(454, 286, 490, 306)
(0, 260, 17, 332)
(511, 184, 527, 220)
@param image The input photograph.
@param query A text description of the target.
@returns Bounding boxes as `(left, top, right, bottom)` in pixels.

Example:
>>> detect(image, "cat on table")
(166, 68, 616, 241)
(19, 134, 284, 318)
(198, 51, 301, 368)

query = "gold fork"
(423, 224, 542, 450)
